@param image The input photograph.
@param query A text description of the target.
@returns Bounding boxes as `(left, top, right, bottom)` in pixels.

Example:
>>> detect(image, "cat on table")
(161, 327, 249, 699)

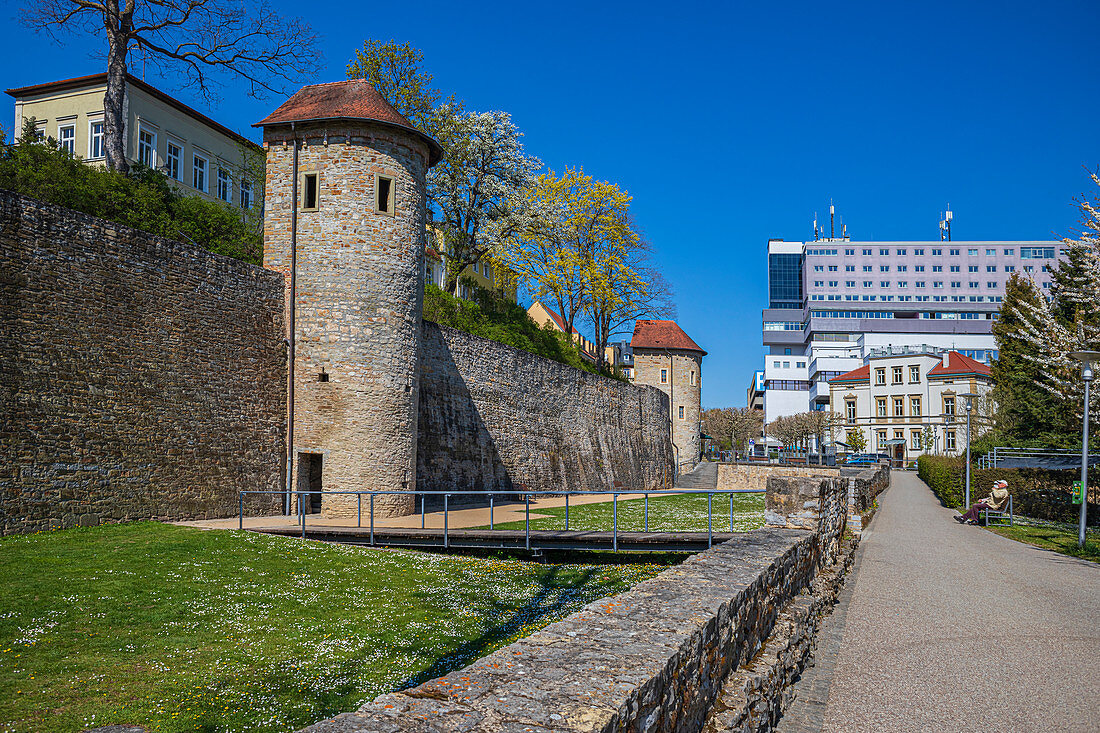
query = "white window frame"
(88, 119, 105, 159)
(57, 123, 76, 155)
(165, 139, 182, 181)
(217, 167, 232, 203)
(660, 368, 668, 384)
(193, 152, 209, 192)
(678, 405, 685, 420)
(138, 126, 157, 168)
(240, 178, 253, 209)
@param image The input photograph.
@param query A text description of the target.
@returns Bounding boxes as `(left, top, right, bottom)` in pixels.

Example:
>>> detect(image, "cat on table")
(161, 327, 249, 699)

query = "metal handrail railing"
(237, 488, 765, 551)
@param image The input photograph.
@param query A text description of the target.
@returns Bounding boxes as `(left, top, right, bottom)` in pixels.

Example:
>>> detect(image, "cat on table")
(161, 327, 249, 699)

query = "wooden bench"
(982, 495, 1013, 526)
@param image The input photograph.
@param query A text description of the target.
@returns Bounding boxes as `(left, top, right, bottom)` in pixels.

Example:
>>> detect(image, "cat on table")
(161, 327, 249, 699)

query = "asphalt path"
(817, 471, 1100, 732)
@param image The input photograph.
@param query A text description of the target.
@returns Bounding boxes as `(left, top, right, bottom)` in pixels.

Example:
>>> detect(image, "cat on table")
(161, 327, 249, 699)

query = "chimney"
(942, 352, 951, 368)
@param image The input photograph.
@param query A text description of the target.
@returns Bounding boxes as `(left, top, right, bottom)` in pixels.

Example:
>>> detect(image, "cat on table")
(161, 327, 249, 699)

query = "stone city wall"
(417, 322, 675, 496)
(301, 478, 849, 733)
(0, 191, 287, 534)
(717, 463, 840, 491)
(842, 465, 890, 531)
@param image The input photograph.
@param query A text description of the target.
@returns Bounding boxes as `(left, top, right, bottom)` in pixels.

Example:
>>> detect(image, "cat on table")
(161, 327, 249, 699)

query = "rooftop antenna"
(939, 204, 953, 242)
(813, 212, 819, 241)
(830, 201, 835, 239)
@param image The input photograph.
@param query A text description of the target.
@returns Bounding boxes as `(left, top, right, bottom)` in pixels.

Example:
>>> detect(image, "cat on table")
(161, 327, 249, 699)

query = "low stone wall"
(717, 463, 839, 491)
(842, 465, 890, 531)
(0, 191, 286, 534)
(301, 479, 849, 733)
(417, 322, 675, 499)
(766, 466, 889, 535)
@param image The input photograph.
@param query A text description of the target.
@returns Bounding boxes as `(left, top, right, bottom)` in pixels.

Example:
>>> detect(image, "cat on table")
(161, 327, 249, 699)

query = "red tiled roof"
(631, 320, 706, 355)
(928, 351, 992, 378)
(536, 302, 582, 336)
(830, 364, 870, 383)
(5, 72, 261, 151)
(255, 80, 442, 165)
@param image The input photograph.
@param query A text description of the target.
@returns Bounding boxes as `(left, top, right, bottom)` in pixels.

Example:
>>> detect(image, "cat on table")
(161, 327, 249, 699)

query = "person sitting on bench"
(955, 480, 1009, 524)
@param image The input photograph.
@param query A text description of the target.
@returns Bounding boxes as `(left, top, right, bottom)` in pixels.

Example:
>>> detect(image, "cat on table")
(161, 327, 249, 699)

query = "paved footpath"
(780, 470, 1100, 733)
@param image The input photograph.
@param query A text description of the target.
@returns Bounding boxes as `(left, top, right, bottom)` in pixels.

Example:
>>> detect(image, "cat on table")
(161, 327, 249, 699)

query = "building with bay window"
(828, 348, 993, 462)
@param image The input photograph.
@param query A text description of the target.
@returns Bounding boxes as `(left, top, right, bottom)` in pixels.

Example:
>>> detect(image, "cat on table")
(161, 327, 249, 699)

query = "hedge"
(916, 454, 1099, 525)
(423, 281, 626, 381)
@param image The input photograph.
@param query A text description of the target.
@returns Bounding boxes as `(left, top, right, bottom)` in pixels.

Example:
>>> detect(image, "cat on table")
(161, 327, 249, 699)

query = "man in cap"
(955, 479, 1010, 525)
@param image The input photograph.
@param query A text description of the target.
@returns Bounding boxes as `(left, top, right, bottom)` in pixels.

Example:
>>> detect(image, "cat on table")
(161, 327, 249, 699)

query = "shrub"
(0, 120, 262, 264)
(423, 282, 624, 380)
(917, 454, 1099, 524)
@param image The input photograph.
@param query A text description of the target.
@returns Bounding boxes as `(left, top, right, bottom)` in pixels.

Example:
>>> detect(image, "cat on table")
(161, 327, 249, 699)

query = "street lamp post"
(1069, 351, 1100, 548)
(961, 392, 979, 510)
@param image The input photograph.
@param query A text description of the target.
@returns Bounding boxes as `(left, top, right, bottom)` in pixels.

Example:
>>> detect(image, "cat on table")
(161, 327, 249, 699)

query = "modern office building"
(747, 370, 765, 410)
(762, 235, 1062, 424)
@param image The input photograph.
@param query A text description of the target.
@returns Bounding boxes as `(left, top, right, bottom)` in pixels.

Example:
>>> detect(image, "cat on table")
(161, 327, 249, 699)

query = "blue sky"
(4, 0, 1098, 408)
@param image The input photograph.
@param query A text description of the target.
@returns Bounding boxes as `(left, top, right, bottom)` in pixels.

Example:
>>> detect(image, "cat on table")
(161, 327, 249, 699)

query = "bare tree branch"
(23, 0, 321, 171)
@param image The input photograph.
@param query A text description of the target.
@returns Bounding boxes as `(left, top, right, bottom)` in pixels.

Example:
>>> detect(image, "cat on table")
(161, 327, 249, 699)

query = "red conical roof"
(631, 320, 706, 355)
(255, 80, 442, 165)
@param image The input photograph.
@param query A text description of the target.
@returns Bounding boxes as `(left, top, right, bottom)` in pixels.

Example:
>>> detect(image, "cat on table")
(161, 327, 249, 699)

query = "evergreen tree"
(992, 273, 1064, 442)
(993, 170, 1100, 446)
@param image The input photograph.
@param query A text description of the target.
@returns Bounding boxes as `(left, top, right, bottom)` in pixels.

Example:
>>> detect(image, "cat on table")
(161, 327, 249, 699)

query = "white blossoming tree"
(996, 170, 1100, 437)
(430, 108, 541, 296)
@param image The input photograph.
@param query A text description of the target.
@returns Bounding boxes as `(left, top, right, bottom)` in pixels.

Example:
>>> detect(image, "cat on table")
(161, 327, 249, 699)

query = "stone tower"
(257, 81, 442, 518)
(630, 320, 706, 474)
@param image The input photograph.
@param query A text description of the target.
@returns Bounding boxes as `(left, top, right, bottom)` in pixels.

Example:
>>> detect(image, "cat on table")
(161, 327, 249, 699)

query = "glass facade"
(768, 253, 803, 309)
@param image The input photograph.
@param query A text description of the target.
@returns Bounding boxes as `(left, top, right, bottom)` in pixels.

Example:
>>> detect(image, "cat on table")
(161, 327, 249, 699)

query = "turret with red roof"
(630, 320, 706, 473)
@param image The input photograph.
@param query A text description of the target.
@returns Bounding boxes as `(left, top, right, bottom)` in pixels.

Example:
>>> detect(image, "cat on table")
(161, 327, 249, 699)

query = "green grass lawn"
(0, 522, 672, 733)
(478, 492, 765, 533)
(986, 522, 1100, 563)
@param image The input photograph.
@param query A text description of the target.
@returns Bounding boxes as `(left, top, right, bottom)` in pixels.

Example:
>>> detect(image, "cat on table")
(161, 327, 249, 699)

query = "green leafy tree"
(921, 424, 936, 454)
(993, 170, 1100, 446)
(846, 427, 867, 453)
(992, 273, 1063, 441)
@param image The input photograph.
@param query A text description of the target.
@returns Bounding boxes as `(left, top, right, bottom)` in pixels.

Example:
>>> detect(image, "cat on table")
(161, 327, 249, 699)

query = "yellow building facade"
(7, 73, 262, 210)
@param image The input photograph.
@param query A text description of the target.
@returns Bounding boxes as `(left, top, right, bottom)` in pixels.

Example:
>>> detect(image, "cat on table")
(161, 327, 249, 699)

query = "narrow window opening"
(678, 405, 685, 419)
(376, 174, 394, 215)
(301, 172, 319, 211)
(317, 369, 329, 382)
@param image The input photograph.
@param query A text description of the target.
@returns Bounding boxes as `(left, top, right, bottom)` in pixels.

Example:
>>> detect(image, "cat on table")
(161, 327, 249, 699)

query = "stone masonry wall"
(301, 479, 850, 733)
(632, 348, 702, 473)
(417, 322, 675, 495)
(262, 122, 432, 518)
(717, 463, 840, 491)
(0, 191, 286, 534)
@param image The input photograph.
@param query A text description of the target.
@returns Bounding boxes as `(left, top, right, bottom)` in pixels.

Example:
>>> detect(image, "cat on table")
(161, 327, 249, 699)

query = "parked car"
(845, 453, 889, 466)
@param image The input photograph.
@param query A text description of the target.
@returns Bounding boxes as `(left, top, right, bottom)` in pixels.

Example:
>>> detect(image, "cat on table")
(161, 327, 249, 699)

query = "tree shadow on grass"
(161, 568, 628, 731)
(395, 564, 614, 690)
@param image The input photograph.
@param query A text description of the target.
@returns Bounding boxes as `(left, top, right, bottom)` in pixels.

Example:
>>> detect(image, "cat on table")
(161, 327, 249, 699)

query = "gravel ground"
(812, 470, 1100, 732)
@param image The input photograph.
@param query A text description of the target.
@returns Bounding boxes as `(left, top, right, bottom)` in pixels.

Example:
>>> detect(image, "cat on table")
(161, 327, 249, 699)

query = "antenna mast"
(939, 205, 953, 242)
